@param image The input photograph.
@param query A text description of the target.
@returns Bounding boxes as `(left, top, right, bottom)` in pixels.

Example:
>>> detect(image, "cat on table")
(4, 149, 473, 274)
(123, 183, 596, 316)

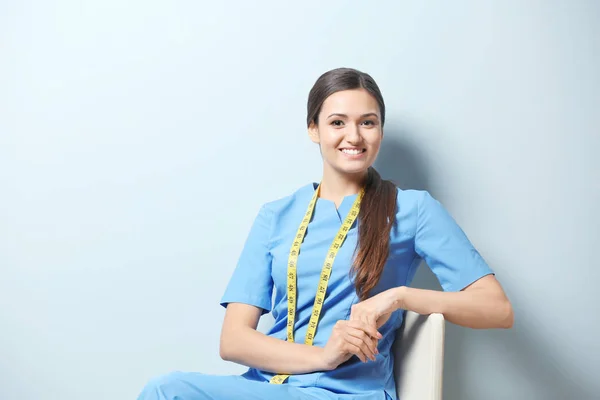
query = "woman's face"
(308, 88, 383, 177)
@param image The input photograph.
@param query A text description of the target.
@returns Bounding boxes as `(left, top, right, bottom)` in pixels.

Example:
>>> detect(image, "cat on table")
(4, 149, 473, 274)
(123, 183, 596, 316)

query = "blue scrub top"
(220, 182, 494, 400)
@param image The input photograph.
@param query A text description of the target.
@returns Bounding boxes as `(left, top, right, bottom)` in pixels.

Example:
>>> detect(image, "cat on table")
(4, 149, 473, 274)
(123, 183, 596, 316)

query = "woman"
(137, 67, 514, 400)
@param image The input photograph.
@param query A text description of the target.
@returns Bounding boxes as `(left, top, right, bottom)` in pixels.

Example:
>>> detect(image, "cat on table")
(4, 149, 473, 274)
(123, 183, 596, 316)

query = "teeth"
(342, 149, 362, 155)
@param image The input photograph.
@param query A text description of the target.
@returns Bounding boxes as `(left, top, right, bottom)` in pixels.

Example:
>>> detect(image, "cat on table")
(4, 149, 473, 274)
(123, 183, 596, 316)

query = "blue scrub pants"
(137, 371, 394, 400)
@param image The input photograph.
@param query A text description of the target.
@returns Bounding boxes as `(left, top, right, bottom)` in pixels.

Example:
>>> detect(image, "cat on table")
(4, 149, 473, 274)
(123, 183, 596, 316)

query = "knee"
(139, 371, 188, 399)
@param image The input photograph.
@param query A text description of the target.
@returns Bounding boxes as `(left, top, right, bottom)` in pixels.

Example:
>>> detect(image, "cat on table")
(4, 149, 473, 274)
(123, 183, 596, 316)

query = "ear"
(308, 121, 320, 144)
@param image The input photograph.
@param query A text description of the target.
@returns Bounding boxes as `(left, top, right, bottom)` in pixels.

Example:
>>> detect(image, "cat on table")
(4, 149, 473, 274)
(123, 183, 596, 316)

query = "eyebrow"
(327, 113, 379, 119)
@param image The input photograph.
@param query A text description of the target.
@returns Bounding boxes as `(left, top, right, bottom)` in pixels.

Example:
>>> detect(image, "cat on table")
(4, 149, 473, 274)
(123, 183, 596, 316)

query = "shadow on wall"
(375, 127, 596, 400)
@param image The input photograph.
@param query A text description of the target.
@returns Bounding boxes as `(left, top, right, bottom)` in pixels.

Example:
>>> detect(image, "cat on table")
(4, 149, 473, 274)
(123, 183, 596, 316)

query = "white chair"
(392, 312, 445, 400)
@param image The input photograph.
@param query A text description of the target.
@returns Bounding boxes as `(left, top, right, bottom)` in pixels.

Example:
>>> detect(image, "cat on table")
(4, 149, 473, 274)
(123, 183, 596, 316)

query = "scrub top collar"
(302, 182, 361, 224)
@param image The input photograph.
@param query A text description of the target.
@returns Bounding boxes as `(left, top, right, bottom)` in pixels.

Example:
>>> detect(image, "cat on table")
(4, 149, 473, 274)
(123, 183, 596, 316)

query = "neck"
(319, 165, 368, 206)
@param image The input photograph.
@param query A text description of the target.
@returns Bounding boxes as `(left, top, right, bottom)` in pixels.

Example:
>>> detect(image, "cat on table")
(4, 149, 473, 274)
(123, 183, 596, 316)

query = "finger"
(353, 318, 380, 338)
(359, 314, 377, 335)
(346, 327, 378, 360)
(349, 325, 379, 357)
(337, 320, 378, 361)
(348, 319, 382, 340)
(338, 318, 381, 347)
(366, 314, 377, 328)
(344, 328, 377, 361)
(343, 338, 368, 363)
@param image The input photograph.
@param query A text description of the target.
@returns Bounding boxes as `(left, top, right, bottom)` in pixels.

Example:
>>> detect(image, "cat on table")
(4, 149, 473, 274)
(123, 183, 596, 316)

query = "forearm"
(220, 326, 326, 374)
(390, 286, 513, 329)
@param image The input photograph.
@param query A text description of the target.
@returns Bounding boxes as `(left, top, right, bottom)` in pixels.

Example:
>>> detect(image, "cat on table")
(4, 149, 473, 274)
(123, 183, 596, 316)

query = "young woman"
(137, 67, 513, 400)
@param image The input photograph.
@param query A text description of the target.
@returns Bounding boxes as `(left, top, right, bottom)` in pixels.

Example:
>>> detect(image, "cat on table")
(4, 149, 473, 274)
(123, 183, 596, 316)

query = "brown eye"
(362, 120, 376, 126)
(331, 120, 344, 126)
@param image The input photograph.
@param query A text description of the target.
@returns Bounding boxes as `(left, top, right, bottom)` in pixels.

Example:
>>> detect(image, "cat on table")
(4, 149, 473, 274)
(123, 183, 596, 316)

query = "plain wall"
(1, 1, 598, 399)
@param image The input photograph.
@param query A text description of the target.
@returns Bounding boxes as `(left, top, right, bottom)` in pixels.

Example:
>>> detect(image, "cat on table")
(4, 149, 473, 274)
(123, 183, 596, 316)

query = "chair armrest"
(392, 311, 445, 400)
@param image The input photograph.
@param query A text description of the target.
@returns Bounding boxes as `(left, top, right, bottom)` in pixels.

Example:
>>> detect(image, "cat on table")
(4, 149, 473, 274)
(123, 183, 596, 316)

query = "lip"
(339, 148, 366, 159)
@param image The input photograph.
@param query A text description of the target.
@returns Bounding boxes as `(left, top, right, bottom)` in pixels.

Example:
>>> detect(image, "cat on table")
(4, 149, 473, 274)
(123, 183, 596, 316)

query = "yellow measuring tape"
(270, 183, 365, 384)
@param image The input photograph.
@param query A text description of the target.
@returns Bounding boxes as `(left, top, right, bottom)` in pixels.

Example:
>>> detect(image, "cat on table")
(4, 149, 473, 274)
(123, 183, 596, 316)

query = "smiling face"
(308, 88, 383, 178)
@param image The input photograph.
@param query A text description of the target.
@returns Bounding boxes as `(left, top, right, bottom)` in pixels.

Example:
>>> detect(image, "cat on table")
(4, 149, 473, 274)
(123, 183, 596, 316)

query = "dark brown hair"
(307, 67, 398, 301)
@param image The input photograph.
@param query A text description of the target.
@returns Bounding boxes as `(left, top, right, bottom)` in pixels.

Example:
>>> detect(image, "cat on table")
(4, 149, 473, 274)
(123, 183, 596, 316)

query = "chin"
(334, 164, 370, 176)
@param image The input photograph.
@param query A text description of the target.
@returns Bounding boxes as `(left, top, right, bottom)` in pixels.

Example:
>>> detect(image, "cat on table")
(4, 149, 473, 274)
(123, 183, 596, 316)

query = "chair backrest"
(392, 311, 445, 400)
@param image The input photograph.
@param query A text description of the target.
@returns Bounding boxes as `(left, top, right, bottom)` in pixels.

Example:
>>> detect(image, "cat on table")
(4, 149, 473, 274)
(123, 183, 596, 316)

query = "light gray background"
(1, 1, 599, 399)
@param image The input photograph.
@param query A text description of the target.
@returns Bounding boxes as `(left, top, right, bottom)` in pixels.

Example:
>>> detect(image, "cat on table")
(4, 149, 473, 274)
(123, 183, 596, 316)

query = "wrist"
(311, 346, 331, 371)
(390, 286, 408, 310)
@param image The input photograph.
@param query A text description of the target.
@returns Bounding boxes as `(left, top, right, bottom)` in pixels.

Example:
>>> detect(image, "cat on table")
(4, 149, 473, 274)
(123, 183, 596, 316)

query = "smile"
(340, 148, 366, 155)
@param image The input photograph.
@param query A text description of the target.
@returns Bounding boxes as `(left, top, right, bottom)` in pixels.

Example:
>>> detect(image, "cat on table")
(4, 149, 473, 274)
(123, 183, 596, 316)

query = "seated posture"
(137, 67, 513, 400)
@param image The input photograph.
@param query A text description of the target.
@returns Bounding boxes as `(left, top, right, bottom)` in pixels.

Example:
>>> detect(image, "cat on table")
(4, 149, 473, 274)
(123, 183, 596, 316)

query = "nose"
(345, 123, 362, 143)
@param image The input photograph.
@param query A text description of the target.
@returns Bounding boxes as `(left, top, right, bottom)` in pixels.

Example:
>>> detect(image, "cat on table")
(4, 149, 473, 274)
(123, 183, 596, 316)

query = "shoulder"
(258, 182, 315, 217)
(394, 186, 434, 214)
(392, 186, 442, 235)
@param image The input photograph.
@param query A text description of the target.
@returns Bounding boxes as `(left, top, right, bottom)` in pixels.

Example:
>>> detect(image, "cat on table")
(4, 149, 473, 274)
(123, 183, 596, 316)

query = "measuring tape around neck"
(270, 183, 365, 384)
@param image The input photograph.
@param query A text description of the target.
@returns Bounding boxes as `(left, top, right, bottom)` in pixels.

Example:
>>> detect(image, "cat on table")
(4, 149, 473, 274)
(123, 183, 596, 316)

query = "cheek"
(319, 129, 343, 148)
(366, 133, 383, 148)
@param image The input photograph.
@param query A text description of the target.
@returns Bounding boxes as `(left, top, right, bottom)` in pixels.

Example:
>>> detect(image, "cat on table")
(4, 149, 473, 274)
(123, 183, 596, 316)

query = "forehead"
(320, 89, 380, 117)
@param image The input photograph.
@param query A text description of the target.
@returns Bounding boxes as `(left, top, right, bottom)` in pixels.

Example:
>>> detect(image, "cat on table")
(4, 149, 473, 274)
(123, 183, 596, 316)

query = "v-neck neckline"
(308, 182, 360, 224)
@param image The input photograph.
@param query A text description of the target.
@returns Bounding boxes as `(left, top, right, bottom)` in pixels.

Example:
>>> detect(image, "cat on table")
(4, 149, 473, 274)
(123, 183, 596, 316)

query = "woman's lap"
(137, 371, 333, 400)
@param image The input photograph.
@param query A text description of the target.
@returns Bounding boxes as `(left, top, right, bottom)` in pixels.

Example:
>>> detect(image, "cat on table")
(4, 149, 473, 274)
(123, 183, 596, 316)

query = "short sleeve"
(219, 204, 274, 315)
(414, 191, 494, 292)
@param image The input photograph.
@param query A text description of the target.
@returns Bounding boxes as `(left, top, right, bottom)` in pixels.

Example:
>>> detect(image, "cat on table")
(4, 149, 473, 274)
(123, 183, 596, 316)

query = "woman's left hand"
(349, 288, 404, 330)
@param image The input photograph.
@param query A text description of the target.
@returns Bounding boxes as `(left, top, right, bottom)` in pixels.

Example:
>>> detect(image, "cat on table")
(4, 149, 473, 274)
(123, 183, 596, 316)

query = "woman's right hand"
(320, 319, 383, 370)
